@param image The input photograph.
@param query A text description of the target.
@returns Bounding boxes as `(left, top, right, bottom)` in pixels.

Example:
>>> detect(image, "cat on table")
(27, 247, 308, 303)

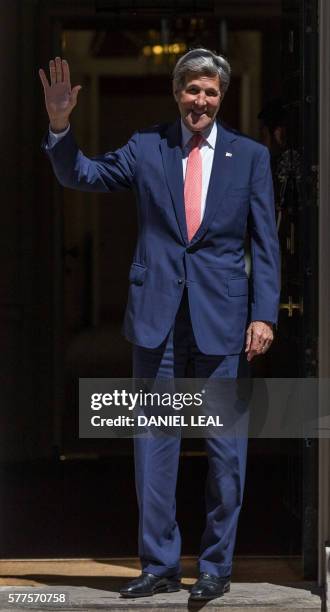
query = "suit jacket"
(42, 119, 280, 355)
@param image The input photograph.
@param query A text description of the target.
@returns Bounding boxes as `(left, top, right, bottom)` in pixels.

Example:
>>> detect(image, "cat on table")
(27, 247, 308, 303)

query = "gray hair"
(173, 48, 231, 98)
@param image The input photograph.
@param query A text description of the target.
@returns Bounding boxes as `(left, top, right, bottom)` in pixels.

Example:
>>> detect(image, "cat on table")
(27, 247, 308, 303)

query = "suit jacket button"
(177, 279, 183, 284)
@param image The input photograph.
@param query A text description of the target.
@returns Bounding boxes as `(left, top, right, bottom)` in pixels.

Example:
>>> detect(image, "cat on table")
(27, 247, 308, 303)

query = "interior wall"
(0, 0, 63, 461)
(0, 0, 50, 461)
(0, 0, 23, 461)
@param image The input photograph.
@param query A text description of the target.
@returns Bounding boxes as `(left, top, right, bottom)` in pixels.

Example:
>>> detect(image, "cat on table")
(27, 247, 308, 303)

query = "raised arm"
(39, 57, 138, 192)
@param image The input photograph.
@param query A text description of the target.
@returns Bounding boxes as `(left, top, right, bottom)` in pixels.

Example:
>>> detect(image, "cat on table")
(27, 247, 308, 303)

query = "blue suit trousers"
(132, 290, 250, 578)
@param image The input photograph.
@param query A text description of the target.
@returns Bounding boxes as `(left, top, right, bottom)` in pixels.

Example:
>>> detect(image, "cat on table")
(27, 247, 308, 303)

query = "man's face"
(174, 72, 222, 132)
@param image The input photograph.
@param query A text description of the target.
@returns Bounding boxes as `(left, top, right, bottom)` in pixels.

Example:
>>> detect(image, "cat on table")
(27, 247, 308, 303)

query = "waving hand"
(39, 56, 82, 132)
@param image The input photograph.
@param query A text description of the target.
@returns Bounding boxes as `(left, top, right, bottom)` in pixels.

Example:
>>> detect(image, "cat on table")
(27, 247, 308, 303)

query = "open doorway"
(6, 0, 318, 578)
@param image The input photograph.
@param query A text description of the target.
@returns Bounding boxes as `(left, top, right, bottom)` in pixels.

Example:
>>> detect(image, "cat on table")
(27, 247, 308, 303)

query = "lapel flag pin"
(225, 152, 232, 157)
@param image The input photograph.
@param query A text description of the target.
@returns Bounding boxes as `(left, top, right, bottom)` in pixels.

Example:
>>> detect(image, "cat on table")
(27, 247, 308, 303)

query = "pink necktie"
(184, 133, 203, 241)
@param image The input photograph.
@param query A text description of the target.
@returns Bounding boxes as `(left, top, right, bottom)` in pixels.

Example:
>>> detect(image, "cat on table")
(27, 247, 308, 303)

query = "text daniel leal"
(91, 414, 224, 427)
(138, 415, 224, 427)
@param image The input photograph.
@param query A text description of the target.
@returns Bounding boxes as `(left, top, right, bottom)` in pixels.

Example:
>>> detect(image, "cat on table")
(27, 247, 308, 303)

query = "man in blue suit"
(40, 49, 280, 601)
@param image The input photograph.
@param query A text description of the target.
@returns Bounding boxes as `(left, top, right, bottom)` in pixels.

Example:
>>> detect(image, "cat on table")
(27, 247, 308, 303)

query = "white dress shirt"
(48, 119, 217, 222)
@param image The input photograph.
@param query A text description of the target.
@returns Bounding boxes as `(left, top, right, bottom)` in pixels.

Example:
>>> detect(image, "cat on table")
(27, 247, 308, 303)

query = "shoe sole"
(120, 583, 182, 598)
(189, 584, 230, 601)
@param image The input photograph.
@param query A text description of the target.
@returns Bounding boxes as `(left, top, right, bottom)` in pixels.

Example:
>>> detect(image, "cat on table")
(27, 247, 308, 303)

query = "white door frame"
(318, 0, 330, 596)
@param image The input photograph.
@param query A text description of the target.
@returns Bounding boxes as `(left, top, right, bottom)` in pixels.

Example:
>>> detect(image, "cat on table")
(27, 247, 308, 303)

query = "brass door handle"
(279, 296, 304, 317)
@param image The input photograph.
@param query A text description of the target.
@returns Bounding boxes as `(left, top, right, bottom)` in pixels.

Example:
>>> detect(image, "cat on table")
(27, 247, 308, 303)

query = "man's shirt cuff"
(48, 124, 70, 148)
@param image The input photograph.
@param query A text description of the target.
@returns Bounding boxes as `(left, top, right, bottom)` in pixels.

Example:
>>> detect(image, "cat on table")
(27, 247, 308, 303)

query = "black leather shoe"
(189, 572, 231, 600)
(120, 572, 181, 598)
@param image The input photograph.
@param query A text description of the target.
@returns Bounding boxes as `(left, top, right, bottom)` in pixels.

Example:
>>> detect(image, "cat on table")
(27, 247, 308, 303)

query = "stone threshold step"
(0, 583, 322, 611)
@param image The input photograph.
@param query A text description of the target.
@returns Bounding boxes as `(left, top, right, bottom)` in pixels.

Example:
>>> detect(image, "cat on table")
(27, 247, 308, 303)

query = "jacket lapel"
(160, 119, 188, 244)
(189, 121, 237, 246)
